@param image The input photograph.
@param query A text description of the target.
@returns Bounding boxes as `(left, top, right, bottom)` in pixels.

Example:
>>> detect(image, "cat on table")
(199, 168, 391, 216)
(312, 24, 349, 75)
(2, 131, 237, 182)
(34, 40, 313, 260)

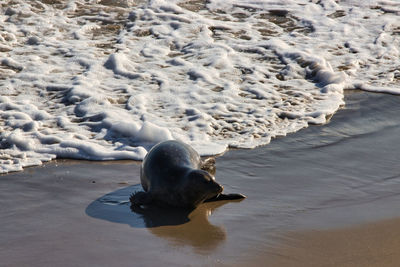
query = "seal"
(130, 140, 245, 209)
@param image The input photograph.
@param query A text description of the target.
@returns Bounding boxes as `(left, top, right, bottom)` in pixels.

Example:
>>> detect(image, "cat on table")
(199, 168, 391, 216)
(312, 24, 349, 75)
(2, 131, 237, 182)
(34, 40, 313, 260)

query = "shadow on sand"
(86, 185, 240, 252)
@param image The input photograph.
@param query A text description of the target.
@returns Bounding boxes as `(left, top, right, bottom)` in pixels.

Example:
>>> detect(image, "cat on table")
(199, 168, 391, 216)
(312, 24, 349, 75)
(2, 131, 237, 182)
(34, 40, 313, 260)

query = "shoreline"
(2, 90, 400, 266)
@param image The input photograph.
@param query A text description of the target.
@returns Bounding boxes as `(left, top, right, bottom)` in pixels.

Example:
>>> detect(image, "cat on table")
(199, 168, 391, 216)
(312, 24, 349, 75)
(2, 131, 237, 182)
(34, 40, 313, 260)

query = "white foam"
(0, 0, 399, 173)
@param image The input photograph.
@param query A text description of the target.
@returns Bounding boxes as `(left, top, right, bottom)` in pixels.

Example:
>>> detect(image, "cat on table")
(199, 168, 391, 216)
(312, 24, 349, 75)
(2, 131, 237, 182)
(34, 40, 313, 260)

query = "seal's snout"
(218, 186, 223, 194)
(214, 181, 223, 194)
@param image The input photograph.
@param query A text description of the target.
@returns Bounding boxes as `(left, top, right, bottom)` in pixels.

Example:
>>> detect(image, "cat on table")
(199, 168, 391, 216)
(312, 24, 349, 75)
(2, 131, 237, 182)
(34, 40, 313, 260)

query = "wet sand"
(262, 218, 400, 267)
(1, 90, 400, 266)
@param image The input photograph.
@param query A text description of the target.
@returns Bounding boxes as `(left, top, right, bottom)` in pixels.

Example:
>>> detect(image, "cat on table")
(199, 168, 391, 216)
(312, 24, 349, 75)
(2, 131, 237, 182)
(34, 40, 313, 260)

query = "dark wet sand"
(1, 91, 400, 266)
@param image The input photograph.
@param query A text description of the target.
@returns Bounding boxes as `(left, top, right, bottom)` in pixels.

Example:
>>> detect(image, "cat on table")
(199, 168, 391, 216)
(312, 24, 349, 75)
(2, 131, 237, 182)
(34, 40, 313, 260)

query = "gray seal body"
(130, 140, 245, 209)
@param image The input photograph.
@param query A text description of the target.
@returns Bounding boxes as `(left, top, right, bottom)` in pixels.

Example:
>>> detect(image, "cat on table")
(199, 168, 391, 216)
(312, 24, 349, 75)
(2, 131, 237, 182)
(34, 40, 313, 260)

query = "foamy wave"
(0, 0, 399, 173)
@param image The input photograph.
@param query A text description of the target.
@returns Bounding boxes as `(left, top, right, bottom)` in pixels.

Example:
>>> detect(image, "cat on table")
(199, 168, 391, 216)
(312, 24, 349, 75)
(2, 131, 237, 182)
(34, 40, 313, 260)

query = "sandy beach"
(263, 218, 400, 267)
(2, 90, 400, 266)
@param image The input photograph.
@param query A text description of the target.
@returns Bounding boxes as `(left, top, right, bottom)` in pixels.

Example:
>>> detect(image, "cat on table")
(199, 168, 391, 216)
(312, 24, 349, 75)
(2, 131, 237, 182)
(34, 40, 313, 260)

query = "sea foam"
(0, 0, 399, 173)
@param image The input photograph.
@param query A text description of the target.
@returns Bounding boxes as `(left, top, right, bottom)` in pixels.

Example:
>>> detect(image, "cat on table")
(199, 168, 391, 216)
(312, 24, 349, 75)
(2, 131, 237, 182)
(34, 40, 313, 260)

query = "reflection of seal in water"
(130, 140, 245, 209)
(140, 202, 228, 252)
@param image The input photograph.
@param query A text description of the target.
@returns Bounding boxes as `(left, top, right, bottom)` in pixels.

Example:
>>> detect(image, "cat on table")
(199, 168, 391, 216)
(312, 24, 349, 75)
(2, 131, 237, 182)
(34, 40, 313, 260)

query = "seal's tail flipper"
(201, 157, 216, 175)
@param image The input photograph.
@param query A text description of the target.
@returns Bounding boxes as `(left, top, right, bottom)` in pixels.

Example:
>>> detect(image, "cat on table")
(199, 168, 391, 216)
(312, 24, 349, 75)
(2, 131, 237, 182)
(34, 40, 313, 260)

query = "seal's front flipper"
(205, 193, 246, 202)
(217, 193, 246, 201)
(130, 191, 152, 207)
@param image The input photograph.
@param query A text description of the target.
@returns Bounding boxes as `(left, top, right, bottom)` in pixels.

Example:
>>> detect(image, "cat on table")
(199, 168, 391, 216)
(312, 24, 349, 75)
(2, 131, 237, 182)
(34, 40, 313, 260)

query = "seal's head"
(180, 169, 223, 208)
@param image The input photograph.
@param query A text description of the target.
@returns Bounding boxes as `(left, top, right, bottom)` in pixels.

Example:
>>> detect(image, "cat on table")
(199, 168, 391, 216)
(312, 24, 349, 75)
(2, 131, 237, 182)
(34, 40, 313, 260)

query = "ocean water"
(0, 0, 399, 173)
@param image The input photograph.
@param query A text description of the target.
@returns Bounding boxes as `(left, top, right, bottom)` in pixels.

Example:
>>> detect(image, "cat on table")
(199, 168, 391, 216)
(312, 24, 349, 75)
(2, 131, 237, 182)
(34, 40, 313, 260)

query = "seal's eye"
(204, 175, 213, 183)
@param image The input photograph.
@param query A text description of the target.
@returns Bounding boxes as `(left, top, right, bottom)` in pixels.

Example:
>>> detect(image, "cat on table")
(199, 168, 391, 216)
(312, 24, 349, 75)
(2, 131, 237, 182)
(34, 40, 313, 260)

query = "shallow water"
(1, 0, 399, 173)
(218, 90, 400, 231)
